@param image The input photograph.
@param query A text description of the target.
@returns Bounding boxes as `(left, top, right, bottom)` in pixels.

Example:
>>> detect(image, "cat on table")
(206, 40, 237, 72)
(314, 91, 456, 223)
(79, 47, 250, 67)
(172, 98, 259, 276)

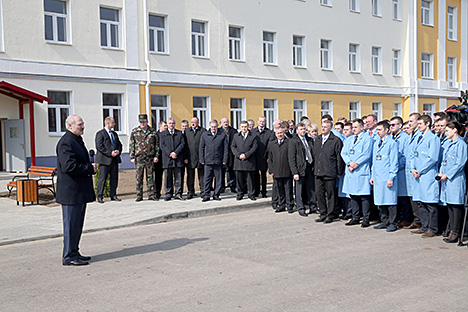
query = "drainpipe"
(143, 0, 151, 125)
(412, 0, 419, 113)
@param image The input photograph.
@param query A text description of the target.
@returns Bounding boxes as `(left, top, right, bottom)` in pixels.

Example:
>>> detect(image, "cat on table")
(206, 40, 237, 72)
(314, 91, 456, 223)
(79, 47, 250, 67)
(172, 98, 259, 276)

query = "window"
(320, 0, 331, 6)
(372, 47, 381, 74)
(447, 6, 457, 41)
(423, 103, 435, 117)
(372, 0, 381, 16)
(421, 53, 433, 79)
(421, 0, 433, 26)
(349, 43, 360, 72)
(44, 0, 68, 43)
(349, 101, 360, 120)
(372, 102, 382, 121)
(192, 21, 208, 57)
(100, 7, 120, 48)
(293, 35, 305, 67)
(349, 0, 359, 12)
(193, 96, 210, 128)
(0, 0, 4, 52)
(103, 93, 122, 132)
(393, 0, 401, 20)
(149, 15, 167, 53)
(48, 91, 70, 134)
(230, 98, 245, 129)
(447, 57, 456, 88)
(320, 39, 332, 70)
(151, 95, 170, 127)
(263, 99, 277, 129)
(229, 26, 243, 61)
(293, 100, 306, 123)
(393, 49, 401, 76)
(263, 31, 276, 64)
(393, 103, 402, 117)
(321, 101, 333, 117)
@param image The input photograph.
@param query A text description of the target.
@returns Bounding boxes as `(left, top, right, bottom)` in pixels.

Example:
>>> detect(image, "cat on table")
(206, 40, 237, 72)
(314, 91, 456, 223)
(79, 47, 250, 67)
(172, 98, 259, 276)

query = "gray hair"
(209, 119, 218, 126)
(322, 120, 333, 127)
(168, 117, 176, 123)
(66, 115, 78, 129)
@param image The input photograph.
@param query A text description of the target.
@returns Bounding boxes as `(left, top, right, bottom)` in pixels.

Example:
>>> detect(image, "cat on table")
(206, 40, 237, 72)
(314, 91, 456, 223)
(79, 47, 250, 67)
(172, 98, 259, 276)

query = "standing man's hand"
(130, 158, 136, 164)
(387, 180, 393, 188)
(239, 154, 246, 160)
(370, 178, 374, 185)
(92, 163, 98, 173)
(293, 174, 300, 181)
(153, 157, 158, 163)
(184, 159, 189, 164)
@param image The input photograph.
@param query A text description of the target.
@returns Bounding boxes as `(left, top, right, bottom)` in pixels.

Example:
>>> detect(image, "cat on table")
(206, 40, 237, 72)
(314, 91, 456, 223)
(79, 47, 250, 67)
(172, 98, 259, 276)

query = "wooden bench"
(7, 166, 57, 197)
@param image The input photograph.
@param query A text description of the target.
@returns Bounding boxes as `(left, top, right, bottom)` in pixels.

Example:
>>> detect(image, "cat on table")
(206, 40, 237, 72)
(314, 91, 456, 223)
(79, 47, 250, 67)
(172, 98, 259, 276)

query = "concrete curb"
(0, 200, 270, 246)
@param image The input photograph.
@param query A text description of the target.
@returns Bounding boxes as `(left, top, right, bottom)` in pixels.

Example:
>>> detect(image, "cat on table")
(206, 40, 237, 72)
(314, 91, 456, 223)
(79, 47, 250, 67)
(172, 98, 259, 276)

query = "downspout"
(412, 0, 419, 113)
(143, 0, 151, 125)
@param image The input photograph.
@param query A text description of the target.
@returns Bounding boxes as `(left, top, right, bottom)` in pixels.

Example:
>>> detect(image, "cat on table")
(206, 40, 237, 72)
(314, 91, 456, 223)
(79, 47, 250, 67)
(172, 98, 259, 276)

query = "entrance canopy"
(0, 81, 50, 166)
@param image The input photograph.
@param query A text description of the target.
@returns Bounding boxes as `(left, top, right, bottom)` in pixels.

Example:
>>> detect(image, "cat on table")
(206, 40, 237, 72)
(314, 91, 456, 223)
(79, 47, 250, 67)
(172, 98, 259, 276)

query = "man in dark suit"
(180, 120, 190, 196)
(185, 117, 205, 199)
(231, 120, 258, 200)
(288, 122, 314, 217)
(95, 116, 122, 203)
(56, 115, 96, 266)
(252, 116, 272, 198)
(220, 117, 238, 193)
(199, 119, 229, 201)
(154, 121, 167, 200)
(160, 117, 186, 200)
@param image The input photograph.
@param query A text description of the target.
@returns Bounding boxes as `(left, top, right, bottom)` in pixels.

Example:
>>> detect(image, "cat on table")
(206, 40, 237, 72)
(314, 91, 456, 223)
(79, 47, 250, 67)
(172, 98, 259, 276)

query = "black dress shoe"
(236, 196, 243, 201)
(202, 197, 210, 202)
(308, 208, 319, 214)
(135, 197, 143, 202)
(63, 259, 89, 266)
(110, 196, 121, 201)
(315, 216, 327, 222)
(324, 218, 333, 224)
(187, 194, 194, 200)
(271, 203, 278, 210)
(345, 219, 360, 226)
(262, 194, 268, 198)
(174, 195, 185, 200)
(78, 254, 91, 261)
(213, 196, 221, 201)
(340, 215, 351, 220)
(275, 207, 286, 213)
(287, 209, 295, 214)
(298, 209, 308, 217)
(230, 188, 237, 193)
(97, 197, 104, 204)
(164, 196, 172, 201)
(361, 220, 370, 228)
(249, 196, 257, 201)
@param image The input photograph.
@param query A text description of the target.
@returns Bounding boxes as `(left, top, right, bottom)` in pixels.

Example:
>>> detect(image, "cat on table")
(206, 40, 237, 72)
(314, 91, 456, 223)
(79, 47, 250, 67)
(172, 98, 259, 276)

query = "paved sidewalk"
(0, 190, 271, 246)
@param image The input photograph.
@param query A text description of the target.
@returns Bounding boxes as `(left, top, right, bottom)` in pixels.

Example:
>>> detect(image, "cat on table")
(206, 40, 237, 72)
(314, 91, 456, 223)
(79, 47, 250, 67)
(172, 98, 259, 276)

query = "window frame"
(421, 0, 433, 26)
(392, 0, 401, 21)
(423, 103, 436, 118)
(151, 94, 171, 128)
(320, 0, 332, 7)
(47, 90, 71, 136)
(392, 49, 401, 76)
(229, 25, 244, 61)
(293, 35, 306, 68)
(349, 101, 361, 120)
(0, 0, 4, 52)
(263, 99, 278, 129)
(293, 100, 307, 123)
(44, 0, 70, 44)
(372, 46, 382, 75)
(100, 6, 122, 50)
(192, 20, 209, 58)
(421, 52, 433, 79)
(447, 6, 457, 41)
(372, 102, 382, 121)
(393, 103, 402, 117)
(349, 0, 360, 12)
(192, 96, 211, 129)
(371, 0, 382, 17)
(102, 93, 124, 134)
(321, 100, 333, 117)
(349, 43, 360, 73)
(230, 98, 246, 129)
(149, 14, 168, 54)
(320, 39, 332, 70)
(263, 31, 277, 65)
(447, 56, 457, 88)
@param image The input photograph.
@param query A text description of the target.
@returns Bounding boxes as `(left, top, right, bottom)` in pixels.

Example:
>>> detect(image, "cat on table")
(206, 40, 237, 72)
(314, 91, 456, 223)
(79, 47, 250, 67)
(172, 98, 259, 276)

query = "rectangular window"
(293, 35, 305, 67)
(372, 46, 381, 74)
(293, 100, 306, 123)
(423, 103, 435, 117)
(349, 0, 359, 12)
(372, 102, 382, 121)
(320, 0, 331, 6)
(230, 98, 245, 129)
(44, 0, 68, 43)
(320, 39, 332, 70)
(149, 15, 167, 53)
(48, 91, 70, 134)
(393, 103, 402, 117)
(263, 31, 276, 65)
(193, 96, 210, 129)
(349, 101, 360, 120)
(393, 0, 401, 20)
(421, 53, 433, 79)
(372, 0, 381, 16)
(393, 49, 401, 76)
(192, 21, 208, 57)
(263, 99, 277, 129)
(447, 57, 457, 87)
(349, 43, 360, 72)
(447, 6, 457, 41)
(151, 95, 170, 127)
(321, 100, 333, 117)
(100, 7, 120, 48)
(103, 93, 122, 132)
(229, 26, 243, 61)
(421, 0, 433, 26)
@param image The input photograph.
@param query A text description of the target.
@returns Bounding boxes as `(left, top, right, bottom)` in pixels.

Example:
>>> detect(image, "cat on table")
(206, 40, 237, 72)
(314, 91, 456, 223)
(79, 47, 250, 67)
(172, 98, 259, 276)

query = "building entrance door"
(4, 119, 27, 172)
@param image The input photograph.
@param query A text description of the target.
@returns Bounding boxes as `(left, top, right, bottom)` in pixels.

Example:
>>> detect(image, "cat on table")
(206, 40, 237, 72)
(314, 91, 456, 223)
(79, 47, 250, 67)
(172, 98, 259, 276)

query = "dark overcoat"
(56, 130, 96, 205)
(160, 129, 186, 169)
(219, 126, 238, 167)
(185, 127, 206, 168)
(231, 131, 258, 171)
(311, 132, 345, 179)
(199, 131, 229, 166)
(95, 128, 122, 165)
(252, 126, 272, 171)
(288, 133, 314, 177)
(268, 139, 292, 178)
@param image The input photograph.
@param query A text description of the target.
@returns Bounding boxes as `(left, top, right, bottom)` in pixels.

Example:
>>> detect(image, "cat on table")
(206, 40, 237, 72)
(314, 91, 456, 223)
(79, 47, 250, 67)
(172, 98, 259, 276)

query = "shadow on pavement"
(90, 237, 209, 262)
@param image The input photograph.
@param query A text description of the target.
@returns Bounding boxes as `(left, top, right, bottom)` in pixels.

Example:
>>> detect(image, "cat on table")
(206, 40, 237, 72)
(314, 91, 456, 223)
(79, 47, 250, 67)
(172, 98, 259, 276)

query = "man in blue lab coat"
(405, 112, 422, 229)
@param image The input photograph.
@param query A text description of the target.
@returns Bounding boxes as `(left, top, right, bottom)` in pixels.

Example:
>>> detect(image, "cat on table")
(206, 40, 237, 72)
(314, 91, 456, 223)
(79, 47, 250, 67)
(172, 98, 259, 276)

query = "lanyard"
(376, 138, 386, 154)
(443, 139, 457, 161)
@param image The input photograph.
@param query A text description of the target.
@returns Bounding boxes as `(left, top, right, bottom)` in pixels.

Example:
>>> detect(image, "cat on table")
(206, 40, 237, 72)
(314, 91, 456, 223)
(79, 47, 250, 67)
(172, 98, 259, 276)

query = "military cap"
(139, 114, 148, 122)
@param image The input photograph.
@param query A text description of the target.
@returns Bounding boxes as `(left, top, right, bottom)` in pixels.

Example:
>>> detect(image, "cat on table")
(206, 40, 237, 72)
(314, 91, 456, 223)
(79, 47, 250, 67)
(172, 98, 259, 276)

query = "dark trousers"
(294, 165, 314, 211)
(447, 204, 464, 234)
(339, 197, 351, 217)
(350, 195, 371, 221)
(254, 170, 268, 197)
(379, 205, 398, 226)
(271, 179, 278, 206)
(438, 204, 449, 234)
(418, 201, 438, 233)
(222, 166, 236, 190)
(96, 159, 119, 198)
(154, 162, 163, 198)
(236, 170, 254, 197)
(315, 176, 338, 218)
(398, 196, 412, 222)
(164, 167, 183, 197)
(203, 165, 222, 198)
(187, 167, 204, 195)
(410, 198, 421, 224)
(276, 177, 294, 210)
(62, 204, 87, 264)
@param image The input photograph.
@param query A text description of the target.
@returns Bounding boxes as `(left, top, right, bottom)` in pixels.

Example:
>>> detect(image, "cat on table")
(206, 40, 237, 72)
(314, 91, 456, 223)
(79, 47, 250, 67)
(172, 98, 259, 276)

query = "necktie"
(370, 131, 373, 136)
(109, 131, 116, 150)
(378, 139, 383, 148)
(354, 135, 358, 144)
(417, 135, 422, 144)
(170, 130, 174, 136)
(302, 138, 313, 164)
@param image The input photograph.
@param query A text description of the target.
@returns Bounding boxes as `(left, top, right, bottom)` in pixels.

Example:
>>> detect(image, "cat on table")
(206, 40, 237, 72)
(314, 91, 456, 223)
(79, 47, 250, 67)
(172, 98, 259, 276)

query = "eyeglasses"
(389, 123, 400, 127)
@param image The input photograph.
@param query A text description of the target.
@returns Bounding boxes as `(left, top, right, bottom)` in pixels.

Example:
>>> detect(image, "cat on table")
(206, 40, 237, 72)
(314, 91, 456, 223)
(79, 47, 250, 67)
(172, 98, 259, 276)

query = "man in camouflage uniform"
(129, 114, 159, 201)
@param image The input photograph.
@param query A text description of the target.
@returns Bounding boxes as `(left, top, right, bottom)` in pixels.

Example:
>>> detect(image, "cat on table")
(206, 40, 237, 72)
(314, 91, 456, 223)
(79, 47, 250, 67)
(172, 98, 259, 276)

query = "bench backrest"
(27, 166, 57, 177)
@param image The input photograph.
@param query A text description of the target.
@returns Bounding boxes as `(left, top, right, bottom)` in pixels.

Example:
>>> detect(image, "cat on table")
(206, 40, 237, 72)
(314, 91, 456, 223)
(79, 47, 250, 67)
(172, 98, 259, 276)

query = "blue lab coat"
(341, 133, 373, 195)
(371, 136, 399, 205)
(439, 137, 467, 205)
(411, 131, 441, 203)
(332, 128, 346, 142)
(394, 131, 409, 197)
(405, 130, 421, 197)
